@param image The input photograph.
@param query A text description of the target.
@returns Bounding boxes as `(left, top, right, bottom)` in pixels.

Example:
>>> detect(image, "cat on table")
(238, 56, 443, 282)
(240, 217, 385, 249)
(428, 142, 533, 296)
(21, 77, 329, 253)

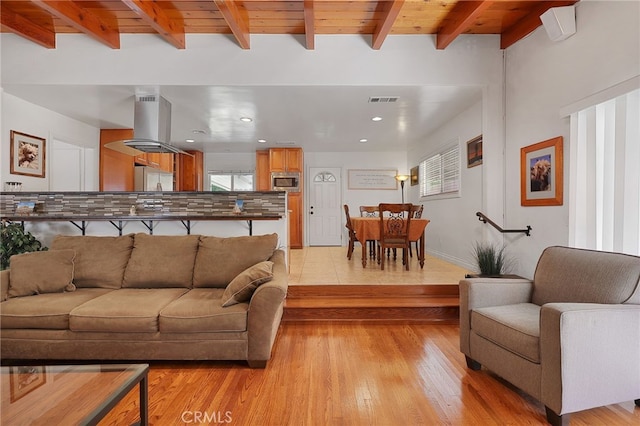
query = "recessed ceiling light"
(258, 139, 267, 143)
(240, 117, 253, 122)
(359, 138, 368, 143)
(185, 139, 195, 143)
(371, 116, 383, 122)
(192, 129, 206, 134)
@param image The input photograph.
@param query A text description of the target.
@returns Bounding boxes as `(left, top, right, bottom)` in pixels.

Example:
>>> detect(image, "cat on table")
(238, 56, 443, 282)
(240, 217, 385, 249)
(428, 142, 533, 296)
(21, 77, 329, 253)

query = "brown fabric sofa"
(0, 233, 288, 368)
(460, 246, 640, 425)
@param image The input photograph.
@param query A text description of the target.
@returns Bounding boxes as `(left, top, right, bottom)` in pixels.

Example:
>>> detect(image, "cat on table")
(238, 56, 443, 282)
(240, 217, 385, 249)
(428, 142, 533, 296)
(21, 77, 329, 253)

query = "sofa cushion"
(0, 289, 113, 330)
(123, 234, 199, 288)
(193, 233, 278, 288)
(471, 303, 541, 363)
(533, 246, 640, 305)
(160, 289, 248, 332)
(69, 288, 189, 332)
(50, 234, 134, 289)
(221, 261, 274, 307)
(8, 250, 76, 298)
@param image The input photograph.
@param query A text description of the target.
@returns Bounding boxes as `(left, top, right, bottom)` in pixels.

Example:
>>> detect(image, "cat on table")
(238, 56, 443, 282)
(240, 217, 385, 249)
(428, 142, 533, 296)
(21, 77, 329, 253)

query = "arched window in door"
(313, 171, 336, 182)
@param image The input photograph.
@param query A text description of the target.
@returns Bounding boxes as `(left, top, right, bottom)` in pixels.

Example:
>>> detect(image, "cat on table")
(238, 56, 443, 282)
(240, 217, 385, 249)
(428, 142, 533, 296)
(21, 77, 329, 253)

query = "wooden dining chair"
(359, 206, 378, 259)
(377, 203, 412, 270)
(409, 204, 424, 258)
(343, 204, 357, 260)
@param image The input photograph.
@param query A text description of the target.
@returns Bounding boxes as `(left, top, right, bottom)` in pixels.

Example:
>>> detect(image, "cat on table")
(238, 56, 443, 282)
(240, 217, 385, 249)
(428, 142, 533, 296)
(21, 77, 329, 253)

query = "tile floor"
(288, 245, 471, 285)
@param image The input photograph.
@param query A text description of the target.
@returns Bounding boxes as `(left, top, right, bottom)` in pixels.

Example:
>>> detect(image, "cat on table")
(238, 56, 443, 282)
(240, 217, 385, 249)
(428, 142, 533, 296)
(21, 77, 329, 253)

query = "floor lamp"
(395, 174, 410, 204)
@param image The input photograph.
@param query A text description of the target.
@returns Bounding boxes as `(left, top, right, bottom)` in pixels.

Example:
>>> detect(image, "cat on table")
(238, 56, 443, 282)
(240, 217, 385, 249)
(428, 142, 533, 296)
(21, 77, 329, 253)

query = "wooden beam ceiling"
(214, 0, 251, 49)
(121, 0, 185, 49)
(372, 0, 405, 50)
(31, 0, 120, 49)
(0, 6, 55, 49)
(304, 0, 315, 50)
(0, 1, 581, 51)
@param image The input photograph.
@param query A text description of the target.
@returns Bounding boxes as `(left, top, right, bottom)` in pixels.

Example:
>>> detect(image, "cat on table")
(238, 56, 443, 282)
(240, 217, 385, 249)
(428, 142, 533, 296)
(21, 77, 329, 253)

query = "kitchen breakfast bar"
(0, 191, 289, 246)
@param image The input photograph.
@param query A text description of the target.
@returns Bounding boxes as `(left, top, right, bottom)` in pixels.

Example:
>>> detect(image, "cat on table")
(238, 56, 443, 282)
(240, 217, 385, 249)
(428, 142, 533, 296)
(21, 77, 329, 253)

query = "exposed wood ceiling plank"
(436, 1, 494, 50)
(121, 0, 186, 49)
(31, 0, 120, 49)
(372, 0, 405, 50)
(304, 0, 315, 50)
(500, 1, 576, 49)
(214, 0, 250, 49)
(0, 6, 56, 48)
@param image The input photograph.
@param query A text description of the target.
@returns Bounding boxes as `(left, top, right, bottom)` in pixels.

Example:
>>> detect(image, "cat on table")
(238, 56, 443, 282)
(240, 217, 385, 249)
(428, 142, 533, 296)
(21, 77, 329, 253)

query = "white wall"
(407, 100, 483, 269)
(1, 32, 505, 264)
(1, 92, 100, 191)
(504, 0, 640, 278)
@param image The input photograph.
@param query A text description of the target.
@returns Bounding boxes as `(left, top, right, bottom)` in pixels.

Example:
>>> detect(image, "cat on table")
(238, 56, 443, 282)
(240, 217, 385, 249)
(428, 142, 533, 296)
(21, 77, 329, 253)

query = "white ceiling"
(3, 84, 482, 153)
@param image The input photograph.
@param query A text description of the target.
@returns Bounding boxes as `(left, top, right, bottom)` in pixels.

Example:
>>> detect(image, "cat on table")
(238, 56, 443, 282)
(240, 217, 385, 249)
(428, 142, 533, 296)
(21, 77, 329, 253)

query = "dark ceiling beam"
(122, 0, 186, 49)
(304, 0, 315, 50)
(0, 6, 56, 48)
(31, 0, 120, 49)
(214, 0, 250, 49)
(372, 0, 405, 50)
(436, 1, 494, 50)
(500, 1, 578, 49)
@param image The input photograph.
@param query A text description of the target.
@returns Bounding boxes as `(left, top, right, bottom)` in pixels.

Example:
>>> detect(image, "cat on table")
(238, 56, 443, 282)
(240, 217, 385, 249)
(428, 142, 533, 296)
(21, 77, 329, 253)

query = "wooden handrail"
(476, 212, 531, 237)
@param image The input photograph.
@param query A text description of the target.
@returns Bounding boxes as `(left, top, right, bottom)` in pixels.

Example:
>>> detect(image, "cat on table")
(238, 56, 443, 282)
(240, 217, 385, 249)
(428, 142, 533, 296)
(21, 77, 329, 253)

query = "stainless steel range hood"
(106, 94, 192, 156)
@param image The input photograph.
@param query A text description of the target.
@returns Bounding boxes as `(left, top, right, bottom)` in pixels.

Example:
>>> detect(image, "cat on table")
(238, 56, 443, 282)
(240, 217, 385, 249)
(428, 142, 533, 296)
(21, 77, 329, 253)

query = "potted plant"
(0, 221, 47, 270)
(466, 242, 508, 278)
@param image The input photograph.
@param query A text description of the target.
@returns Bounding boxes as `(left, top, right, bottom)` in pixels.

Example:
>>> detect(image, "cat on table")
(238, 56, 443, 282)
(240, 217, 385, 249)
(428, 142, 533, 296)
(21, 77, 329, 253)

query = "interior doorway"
(307, 167, 342, 246)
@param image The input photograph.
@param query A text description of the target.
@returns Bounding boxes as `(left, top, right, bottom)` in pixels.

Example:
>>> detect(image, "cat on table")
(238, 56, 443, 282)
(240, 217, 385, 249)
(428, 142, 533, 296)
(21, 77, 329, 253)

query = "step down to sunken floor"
(283, 284, 459, 323)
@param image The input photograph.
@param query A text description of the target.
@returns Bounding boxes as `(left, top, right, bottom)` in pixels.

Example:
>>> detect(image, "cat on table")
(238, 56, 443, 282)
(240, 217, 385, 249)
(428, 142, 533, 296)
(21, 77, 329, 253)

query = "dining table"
(350, 217, 430, 268)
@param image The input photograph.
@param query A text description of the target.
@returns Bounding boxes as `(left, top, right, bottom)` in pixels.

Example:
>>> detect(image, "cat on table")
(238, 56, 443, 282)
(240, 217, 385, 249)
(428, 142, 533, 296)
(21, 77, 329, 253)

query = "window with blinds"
(569, 87, 640, 255)
(419, 143, 460, 198)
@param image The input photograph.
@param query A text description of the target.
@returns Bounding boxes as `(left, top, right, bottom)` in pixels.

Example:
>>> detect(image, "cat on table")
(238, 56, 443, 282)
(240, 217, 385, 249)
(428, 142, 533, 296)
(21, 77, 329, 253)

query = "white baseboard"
(425, 248, 476, 272)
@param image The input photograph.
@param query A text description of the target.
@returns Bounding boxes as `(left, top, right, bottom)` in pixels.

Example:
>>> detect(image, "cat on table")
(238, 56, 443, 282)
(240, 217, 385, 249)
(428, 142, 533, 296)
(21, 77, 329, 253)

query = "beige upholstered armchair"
(459, 246, 640, 426)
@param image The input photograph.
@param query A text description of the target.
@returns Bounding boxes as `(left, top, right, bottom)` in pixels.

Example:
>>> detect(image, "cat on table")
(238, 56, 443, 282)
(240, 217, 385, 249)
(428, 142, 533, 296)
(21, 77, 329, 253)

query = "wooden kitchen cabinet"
(288, 192, 303, 249)
(255, 150, 271, 191)
(269, 148, 303, 172)
(176, 150, 204, 191)
(100, 129, 134, 191)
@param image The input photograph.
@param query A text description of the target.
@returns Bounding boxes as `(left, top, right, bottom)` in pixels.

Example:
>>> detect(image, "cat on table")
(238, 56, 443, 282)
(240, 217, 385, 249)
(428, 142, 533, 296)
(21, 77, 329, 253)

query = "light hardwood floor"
(289, 246, 470, 285)
(99, 322, 639, 426)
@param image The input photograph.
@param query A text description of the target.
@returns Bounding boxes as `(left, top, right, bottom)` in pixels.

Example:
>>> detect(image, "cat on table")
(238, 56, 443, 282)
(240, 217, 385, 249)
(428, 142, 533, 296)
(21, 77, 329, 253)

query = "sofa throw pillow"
(194, 233, 278, 288)
(221, 261, 274, 307)
(50, 234, 134, 289)
(8, 249, 76, 298)
(123, 233, 199, 288)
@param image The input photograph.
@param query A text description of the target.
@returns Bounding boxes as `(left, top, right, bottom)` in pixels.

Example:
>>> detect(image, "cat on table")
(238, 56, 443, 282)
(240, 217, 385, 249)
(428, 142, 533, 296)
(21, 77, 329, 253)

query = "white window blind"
(419, 143, 460, 198)
(569, 88, 640, 255)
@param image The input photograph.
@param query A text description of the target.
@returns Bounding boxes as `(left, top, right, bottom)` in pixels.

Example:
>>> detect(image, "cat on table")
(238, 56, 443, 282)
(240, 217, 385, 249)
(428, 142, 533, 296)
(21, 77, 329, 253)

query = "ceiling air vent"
(368, 96, 399, 103)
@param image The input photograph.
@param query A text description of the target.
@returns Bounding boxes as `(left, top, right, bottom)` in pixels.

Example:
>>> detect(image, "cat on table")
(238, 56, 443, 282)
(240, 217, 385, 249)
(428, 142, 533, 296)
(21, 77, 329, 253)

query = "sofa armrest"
(540, 303, 640, 415)
(246, 249, 288, 367)
(459, 278, 533, 355)
(1, 269, 9, 301)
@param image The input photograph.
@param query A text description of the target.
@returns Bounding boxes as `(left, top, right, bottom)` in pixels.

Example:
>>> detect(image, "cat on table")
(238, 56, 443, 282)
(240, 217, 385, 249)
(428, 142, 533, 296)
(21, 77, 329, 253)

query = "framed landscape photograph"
(466, 135, 483, 168)
(520, 136, 563, 206)
(10, 130, 46, 178)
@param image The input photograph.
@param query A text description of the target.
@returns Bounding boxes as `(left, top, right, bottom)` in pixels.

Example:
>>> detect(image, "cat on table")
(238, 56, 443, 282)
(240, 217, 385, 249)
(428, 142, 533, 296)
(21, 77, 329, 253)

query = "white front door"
(308, 167, 342, 246)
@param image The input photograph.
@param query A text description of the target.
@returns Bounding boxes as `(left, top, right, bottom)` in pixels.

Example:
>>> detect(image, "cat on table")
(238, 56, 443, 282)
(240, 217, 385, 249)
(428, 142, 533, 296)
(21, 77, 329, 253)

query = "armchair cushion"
(532, 246, 640, 305)
(472, 303, 541, 363)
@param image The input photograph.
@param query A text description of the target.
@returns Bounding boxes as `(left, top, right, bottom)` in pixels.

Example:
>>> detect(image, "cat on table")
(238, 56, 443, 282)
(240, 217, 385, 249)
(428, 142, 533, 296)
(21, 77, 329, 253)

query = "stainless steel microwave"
(271, 172, 300, 192)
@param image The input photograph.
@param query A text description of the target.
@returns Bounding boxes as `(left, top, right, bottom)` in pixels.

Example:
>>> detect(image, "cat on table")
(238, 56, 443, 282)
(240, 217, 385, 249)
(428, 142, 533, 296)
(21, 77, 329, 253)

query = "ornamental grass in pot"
(466, 242, 508, 278)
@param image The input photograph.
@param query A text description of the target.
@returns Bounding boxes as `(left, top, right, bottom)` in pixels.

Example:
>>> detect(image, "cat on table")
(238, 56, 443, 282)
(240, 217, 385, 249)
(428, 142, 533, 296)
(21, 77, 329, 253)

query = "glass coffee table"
(1, 363, 149, 425)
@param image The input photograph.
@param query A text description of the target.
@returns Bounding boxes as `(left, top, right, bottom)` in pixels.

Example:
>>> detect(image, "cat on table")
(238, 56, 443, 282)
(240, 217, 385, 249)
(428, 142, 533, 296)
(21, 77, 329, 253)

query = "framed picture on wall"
(410, 166, 418, 186)
(10, 130, 46, 178)
(520, 136, 563, 206)
(466, 135, 483, 168)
